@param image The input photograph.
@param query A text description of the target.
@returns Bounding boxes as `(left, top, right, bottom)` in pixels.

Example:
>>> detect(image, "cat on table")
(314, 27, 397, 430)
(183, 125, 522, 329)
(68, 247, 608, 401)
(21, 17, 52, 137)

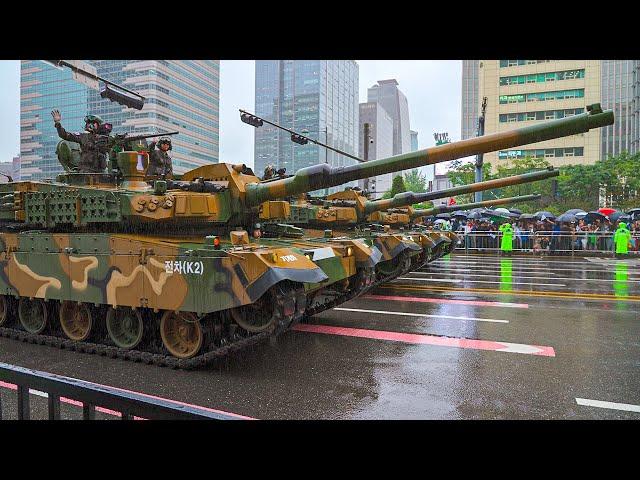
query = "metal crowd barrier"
(451, 231, 640, 257)
(0, 362, 239, 420)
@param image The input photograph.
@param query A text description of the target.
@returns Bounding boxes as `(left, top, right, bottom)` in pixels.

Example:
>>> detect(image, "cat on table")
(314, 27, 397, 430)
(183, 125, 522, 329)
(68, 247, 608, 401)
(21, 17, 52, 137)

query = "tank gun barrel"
(245, 104, 613, 207)
(411, 194, 542, 219)
(364, 168, 558, 214)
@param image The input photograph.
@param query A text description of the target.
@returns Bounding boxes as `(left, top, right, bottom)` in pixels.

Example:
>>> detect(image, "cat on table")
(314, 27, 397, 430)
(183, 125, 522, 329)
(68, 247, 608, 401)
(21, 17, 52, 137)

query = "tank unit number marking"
(280, 255, 298, 262)
(165, 260, 204, 275)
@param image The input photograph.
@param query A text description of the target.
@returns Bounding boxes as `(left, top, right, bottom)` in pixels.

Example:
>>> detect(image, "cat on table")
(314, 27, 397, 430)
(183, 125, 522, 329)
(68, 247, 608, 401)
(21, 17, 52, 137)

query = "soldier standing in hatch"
(147, 137, 174, 178)
(51, 109, 107, 173)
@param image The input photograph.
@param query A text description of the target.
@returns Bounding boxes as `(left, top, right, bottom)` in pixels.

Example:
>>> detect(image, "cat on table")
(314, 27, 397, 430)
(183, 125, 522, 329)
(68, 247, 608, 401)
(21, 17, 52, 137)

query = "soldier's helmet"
(263, 164, 275, 180)
(158, 137, 173, 150)
(84, 114, 103, 132)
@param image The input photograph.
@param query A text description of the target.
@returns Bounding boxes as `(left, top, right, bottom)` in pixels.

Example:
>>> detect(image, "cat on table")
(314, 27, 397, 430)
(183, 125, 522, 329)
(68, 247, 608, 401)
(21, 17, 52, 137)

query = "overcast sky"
(0, 60, 462, 174)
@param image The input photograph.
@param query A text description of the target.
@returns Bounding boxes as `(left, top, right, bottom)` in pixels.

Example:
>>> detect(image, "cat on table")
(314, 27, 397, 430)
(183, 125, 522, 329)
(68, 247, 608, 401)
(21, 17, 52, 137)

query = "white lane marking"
(575, 398, 640, 414)
(414, 271, 556, 279)
(432, 259, 599, 268)
(411, 272, 640, 283)
(396, 278, 463, 283)
(333, 307, 509, 323)
(497, 342, 549, 354)
(425, 265, 639, 275)
(396, 277, 566, 287)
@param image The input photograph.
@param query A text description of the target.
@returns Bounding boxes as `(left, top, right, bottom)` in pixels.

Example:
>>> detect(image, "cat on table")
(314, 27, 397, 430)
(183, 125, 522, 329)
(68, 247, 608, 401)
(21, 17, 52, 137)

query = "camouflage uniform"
(54, 122, 107, 173)
(148, 142, 174, 178)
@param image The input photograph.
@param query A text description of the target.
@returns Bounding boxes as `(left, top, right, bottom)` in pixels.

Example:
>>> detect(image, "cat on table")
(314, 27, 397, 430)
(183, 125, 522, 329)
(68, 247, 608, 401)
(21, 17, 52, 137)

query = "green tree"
(403, 169, 427, 193)
(382, 175, 406, 199)
(446, 160, 494, 204)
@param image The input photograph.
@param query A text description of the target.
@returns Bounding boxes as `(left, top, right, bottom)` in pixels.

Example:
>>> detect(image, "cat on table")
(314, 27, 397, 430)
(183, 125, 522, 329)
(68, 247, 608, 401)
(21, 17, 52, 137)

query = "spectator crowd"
(422, 217, 640, 255)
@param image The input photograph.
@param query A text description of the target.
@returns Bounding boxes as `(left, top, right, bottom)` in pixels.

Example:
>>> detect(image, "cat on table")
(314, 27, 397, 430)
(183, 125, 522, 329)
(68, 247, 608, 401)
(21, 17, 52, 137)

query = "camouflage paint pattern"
(244, 105, 613, 206)
(0, 233, 327, 316)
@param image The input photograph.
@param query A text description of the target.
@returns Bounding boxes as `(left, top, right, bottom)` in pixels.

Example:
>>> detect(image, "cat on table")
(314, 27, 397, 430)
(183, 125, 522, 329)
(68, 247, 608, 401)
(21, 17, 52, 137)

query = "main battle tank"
(0, 103, 613, 368)
(285, 168, 559, 270)
(254, 104, 610, 277)
(364, 169, 558, 263)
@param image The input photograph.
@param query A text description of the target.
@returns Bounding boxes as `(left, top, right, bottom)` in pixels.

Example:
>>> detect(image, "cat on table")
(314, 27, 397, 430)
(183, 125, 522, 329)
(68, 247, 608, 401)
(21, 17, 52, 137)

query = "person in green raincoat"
(613, 222, 632, 257)
(499, 222, 514, 255)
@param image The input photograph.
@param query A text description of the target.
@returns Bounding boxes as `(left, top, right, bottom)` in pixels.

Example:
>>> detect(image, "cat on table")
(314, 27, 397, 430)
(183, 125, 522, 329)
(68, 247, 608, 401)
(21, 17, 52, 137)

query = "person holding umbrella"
(614, 222, 632, 258)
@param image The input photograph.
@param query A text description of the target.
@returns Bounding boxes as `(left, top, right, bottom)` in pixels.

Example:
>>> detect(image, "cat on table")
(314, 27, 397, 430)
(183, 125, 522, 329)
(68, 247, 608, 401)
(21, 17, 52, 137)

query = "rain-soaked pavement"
(1, 253, 639, 420)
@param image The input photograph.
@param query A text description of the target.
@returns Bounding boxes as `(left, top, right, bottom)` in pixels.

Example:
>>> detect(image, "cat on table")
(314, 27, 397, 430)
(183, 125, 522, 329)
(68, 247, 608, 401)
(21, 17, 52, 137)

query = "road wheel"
(0, 296, 14, 327)
(160, 311, 203, 359)
(229, 285, 286, 333)
(18, 298, 48, 334)
(59, 301, 95, 341)
(106, 307, 145, 349)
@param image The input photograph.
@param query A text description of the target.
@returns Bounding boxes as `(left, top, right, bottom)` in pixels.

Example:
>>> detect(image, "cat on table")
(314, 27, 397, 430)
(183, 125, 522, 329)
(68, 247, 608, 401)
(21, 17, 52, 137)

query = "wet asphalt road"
(1, 253, 639, 420)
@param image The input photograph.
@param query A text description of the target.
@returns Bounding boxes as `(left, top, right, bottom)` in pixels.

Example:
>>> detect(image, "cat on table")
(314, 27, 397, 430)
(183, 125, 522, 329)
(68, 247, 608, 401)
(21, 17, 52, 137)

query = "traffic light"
(291, 133, 308, 145)
(240, 113, 264, 127)
(100, 85, 145, 110)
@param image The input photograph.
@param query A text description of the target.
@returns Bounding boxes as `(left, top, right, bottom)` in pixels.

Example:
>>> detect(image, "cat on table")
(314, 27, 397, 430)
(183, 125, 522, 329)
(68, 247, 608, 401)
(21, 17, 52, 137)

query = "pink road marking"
(292, 324, 555, 357)
(364, 294, 529, 309)
(0, 380, 254, 420)
(88, 381, 254, 420)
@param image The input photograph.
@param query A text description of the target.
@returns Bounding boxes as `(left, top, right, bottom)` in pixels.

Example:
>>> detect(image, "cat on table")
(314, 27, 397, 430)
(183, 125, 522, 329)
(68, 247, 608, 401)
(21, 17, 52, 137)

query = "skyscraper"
(461, 60, 480, 140)
(600, 60, 634, 158)
(629, 60, 639, 155)
(367, 79, 411, 156)
(254, 60, 359, 189)
(478, 60, 602, 167)
(410, 130, 418, 151)
(20, 60, 220, 181)
(358, 101, 394, 199)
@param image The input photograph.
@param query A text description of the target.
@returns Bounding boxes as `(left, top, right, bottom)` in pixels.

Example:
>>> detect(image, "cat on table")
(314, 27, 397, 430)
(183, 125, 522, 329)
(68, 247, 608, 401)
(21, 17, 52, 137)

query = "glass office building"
(254, 60, 359, 188)
(632, 60, 640, 155)
(600, 60, 634, 158)
(20, 60, 219, 181)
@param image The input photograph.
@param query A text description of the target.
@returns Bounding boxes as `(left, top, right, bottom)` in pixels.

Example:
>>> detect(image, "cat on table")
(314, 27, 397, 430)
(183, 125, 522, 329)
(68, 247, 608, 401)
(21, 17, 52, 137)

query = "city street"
(1, 253, 638, 420)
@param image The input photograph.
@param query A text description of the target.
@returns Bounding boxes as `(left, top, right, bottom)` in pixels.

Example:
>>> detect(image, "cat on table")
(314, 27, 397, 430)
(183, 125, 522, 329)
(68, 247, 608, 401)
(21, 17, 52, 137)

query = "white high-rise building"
(358, 102, 394, 199)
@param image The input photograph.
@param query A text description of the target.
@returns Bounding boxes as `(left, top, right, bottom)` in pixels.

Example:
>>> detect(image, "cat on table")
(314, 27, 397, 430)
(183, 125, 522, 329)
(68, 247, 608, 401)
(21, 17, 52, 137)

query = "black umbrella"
(451, 211, 468, 218)
(608, 211, 628, 223)
(519, 213, 536, 220)
(467, 211, 483, 219)
(556, 213, 578, 223)
(509, 208, 522, 215)
(535, 211, 556, 221)
(627, 208, 640, 218)
(583, 211, 608, 224)
(435, 213, 451, 219)
(564, 208, 586, 215)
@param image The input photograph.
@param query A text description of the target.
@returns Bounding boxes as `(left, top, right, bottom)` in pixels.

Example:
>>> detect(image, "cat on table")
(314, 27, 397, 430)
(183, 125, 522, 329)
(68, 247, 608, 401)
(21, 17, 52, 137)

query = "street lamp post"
(475, 97, 488, 202)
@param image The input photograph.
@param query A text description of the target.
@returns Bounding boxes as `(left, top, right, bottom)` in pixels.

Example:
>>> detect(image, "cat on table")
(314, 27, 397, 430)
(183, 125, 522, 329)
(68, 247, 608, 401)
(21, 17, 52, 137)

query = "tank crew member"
(51, 109, 107, 173)
(263, 164, 275, 180)
(252, 223, 262, 239)
(147, 137, 174, 178)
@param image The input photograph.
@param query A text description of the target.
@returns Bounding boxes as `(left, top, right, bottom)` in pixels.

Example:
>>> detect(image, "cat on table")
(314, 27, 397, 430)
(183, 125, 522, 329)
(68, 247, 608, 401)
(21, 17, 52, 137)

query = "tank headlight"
(305, 253, 313, 260)
(346, 247, 353, 256)
(270, 252, 278, 263)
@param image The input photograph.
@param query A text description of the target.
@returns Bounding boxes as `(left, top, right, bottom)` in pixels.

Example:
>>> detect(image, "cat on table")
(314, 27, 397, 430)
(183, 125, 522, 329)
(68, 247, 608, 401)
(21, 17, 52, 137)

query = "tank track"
(303, 252, 419, 319)
(0, 284, 306, 370)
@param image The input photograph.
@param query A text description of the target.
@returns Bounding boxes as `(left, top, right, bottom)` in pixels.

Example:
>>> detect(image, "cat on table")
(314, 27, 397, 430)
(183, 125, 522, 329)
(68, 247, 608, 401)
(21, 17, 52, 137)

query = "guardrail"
(451, 231, 640, 256)
(0, 362, 240, 420)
